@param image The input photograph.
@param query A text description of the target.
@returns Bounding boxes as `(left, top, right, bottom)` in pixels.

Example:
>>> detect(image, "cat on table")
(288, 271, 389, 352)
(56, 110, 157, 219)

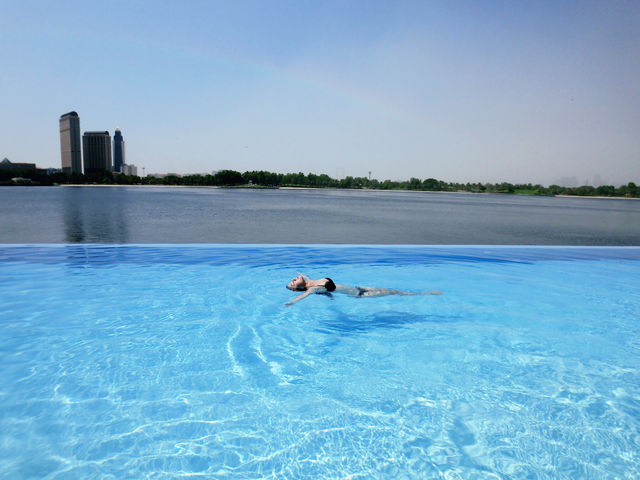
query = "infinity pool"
(1, 245, 639, 479)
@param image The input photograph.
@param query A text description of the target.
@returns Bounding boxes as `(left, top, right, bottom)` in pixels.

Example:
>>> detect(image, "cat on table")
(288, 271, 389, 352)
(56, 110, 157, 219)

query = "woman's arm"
(297, 272, 312, 283)
(285, 287, 320, 307)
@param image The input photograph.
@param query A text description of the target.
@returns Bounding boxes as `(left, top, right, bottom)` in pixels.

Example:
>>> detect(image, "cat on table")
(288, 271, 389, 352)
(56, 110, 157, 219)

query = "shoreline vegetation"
(1, 168, 638, 199)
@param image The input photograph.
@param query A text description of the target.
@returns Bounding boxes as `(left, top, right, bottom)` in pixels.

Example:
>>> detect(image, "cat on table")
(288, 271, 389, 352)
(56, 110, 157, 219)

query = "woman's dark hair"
(324, 278, 336, 292)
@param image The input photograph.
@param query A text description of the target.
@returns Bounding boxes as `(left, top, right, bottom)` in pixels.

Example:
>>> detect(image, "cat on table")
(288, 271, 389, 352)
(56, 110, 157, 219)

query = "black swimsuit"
(324, 278, 336, 292)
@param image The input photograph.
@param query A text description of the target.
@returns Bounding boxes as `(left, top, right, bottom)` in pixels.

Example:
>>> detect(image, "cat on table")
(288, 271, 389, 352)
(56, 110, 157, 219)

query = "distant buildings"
(1, 157, 36, 172)
(59, 112, 82, 174)
(82, 131, 112, 174)
(113, 128, 125, 173)
(58, 112, 138, 176)
(1, 158, 44, 184)
(122, 164, 138, 176)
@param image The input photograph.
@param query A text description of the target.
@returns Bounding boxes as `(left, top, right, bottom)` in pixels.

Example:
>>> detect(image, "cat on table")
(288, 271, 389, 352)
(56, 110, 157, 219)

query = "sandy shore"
(554, 194, 640, 200)
(58, 184, 640, 199)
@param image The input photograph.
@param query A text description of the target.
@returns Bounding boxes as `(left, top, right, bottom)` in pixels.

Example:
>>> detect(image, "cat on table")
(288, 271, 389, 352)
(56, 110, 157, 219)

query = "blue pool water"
(1, 245, 639, 479)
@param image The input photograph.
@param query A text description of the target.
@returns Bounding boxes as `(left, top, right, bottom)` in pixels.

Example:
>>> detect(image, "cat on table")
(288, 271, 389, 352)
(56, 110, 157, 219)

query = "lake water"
(1, 186, 639, 244)
(1, 245, 639, 479)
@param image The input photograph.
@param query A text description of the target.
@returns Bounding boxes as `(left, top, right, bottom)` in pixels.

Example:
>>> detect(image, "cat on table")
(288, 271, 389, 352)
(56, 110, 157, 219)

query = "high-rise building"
(122, 164, 138, 176)
(113, 127, 125, 173)
(82, 131, 112, 174)
(59, 111, 82, 174)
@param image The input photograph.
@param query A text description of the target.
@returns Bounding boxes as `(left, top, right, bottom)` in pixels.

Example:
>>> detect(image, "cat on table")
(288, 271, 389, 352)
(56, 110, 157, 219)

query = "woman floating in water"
(285, 273, 442, 307)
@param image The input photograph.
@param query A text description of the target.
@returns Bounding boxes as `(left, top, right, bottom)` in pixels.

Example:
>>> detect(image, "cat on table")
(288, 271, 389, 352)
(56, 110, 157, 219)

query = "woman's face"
(287, 275, 306, 291)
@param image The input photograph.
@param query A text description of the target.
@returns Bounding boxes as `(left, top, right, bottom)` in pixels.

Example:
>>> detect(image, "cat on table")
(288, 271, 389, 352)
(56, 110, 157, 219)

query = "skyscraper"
(113, 128, 125, 173)
(82, 131, 112, 174)
(59, 111, 82, 174)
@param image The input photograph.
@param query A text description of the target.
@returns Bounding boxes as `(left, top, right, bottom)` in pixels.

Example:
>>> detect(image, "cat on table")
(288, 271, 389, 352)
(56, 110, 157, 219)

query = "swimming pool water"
(1, 245, 639, 479)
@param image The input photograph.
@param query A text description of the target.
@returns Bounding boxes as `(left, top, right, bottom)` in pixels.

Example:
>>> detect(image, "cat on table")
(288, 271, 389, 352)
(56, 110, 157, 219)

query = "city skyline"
(2, 1, 639, 185)
(57, 110, 135, 176)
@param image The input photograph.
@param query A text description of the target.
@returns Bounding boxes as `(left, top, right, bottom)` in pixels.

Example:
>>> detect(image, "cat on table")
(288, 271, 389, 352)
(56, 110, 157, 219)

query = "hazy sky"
(1, 1, 638, 185)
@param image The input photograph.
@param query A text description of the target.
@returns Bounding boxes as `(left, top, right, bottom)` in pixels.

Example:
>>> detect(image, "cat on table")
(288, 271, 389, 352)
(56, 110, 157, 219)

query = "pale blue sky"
(1, 1, 638, 185)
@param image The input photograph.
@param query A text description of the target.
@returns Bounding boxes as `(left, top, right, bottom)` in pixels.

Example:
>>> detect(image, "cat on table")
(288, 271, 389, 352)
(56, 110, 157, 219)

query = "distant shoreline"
(554, 194, 639, 201)
(61, 183, 220, 188)
(54, 184, 640, 200)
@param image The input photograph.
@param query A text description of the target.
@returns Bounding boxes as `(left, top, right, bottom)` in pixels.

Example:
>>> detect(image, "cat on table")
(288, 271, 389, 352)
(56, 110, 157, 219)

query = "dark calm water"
(1, 186, 639, 244)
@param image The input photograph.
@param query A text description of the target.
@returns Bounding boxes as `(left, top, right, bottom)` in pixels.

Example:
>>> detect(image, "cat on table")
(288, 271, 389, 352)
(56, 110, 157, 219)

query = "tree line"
(2, 167, 638, 198)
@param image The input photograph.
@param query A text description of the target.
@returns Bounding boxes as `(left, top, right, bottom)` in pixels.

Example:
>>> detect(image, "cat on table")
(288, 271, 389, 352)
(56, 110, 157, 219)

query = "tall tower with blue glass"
(113, 128, 125, 173)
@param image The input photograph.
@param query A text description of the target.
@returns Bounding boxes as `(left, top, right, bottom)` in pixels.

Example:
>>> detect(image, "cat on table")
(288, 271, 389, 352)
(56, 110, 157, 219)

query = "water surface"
(1, 245, 639, 479)
(1, 186, 639, 244)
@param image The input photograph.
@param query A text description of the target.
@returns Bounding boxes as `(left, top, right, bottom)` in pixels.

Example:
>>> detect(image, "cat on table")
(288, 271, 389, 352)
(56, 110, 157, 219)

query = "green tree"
(213, 170, 243, 185)
(626, 182, 638, 197)
(423, 178, 440, 191)
(163, 174, 182, 185)
(340, 176, 354, 188)
(496, 182, 515, 193)
(408, 177, 422, 190)
(573, 185, 596, 196)
(596, 185, 615, 196)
